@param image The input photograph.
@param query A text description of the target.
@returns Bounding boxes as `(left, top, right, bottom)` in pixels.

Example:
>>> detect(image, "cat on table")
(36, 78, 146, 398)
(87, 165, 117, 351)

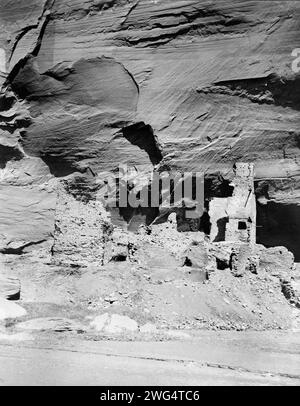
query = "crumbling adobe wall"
(209, 198, 228, 242)
(52, 180, 142, 267)
(226, 163, 256, 244)
(52, 183, 113, 266)
(209, 163, 256, 244)
(209, 241, 295, 281)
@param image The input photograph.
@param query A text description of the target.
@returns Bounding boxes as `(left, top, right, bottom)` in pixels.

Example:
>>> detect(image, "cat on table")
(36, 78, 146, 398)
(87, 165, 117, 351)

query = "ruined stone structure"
(209, 163, 256, 244)
(226, 163, 256, 244)
(52, 184, 112, 266)
(52, 182, 137, 267)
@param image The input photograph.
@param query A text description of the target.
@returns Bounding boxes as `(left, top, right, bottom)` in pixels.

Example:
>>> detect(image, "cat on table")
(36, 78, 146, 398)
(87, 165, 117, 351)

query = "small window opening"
(238, 221, 247, 230)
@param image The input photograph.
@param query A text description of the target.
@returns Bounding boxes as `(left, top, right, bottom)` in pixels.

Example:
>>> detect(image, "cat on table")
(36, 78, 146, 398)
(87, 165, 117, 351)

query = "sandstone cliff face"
(0, 0, 299, 252)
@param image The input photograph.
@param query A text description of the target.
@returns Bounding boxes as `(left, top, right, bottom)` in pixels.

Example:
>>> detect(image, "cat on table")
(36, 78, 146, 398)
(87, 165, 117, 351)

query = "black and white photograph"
(0, 0, 299, 390)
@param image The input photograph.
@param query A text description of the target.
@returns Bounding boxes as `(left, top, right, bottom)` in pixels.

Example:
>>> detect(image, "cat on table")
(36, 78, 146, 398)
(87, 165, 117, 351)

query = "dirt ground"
(1, 248, 299, 335)
(1, 330, 300, 386)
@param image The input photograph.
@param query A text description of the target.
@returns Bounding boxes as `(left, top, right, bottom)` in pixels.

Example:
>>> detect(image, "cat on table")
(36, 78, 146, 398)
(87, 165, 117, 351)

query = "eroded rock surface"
(0, 275, 20, 300)
(1, 0, 299, 197)
(0, 1, 299, 335)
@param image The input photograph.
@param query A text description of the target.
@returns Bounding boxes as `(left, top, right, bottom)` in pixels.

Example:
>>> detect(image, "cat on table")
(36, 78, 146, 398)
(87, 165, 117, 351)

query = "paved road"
(0, 331, 300, 385)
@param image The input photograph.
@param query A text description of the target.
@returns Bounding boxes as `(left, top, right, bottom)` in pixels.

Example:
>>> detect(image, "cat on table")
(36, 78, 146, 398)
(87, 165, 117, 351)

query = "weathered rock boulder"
(0, 298, 27, 320)
(182, 241, 209, 269)
(208, 242, 295, 280)
(258, 246, 295, 280)
(0, 185, 56, 253)
(90, 313, 138, 334)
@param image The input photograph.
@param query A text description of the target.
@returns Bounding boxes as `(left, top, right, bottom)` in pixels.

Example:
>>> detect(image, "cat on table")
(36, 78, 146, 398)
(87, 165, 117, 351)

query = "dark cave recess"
(256, 201, 300, 262)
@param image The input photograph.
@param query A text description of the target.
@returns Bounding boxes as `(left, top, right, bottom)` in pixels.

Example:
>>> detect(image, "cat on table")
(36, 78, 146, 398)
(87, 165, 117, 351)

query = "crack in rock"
(0, 239, 47, 255)
(197, 73, 300, 111)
